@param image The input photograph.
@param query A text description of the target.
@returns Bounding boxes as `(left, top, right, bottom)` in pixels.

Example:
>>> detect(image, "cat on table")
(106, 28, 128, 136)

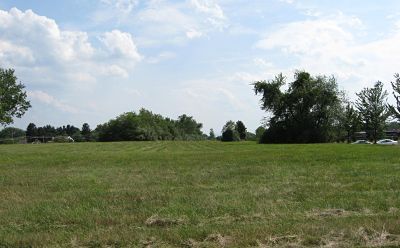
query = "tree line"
(253, 71, 400, 144)
(1, 67, 400, 144)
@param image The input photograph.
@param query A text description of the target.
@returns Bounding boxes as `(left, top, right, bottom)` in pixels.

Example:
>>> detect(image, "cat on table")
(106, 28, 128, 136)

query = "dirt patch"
(144, 215, 186, 227)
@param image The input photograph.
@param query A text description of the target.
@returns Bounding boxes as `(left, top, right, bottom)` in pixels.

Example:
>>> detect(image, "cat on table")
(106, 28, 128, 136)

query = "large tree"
(81, 123, 91, 141)
(253, 71, 342, 143)
(355, 81, 389, 143)
(389, 73, 400, 121)
(0, 68, 31, 126)
(221, 120, 240, 142)
(235, 121, 247, 140)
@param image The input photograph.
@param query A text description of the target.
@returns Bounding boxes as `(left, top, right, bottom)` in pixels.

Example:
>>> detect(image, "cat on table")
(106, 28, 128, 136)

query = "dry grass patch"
(144, 215, 187, 227)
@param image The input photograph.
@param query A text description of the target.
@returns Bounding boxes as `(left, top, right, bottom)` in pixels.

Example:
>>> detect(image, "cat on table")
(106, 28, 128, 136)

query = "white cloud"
(190, 0, 226, 30)
(255, 13, 400, 95)
(0, 8, 94, 64)
(0, 7, 142, 89)
(100, 30, 142, 60)
(28, 90, 79, 114)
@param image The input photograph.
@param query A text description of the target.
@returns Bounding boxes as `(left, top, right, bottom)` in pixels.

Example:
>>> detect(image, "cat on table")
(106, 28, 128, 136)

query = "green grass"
(1, 141, 400, 247)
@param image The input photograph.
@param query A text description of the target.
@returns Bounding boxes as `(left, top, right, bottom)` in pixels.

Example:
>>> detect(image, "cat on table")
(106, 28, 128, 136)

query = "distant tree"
(245, 132, 257, 141)
(342, 103, 361, 143)
(355, 81, 389, 143)
(176, 114, 203, 139)
(96, 109, 204, 142)
(221, 121, 239, 142)
(81, 123, 91, 141)
(389, 73, 400, 121)
(255, 126, 266, 142)
(209, 128, 216, 140)
(71, 130, 83, 142)
(235, 121, 247, 140)
(253, 71, 342, 143)
(26, 123, 37, 142)
(0, 127, 26, 144)
(0, 68, 31, 126)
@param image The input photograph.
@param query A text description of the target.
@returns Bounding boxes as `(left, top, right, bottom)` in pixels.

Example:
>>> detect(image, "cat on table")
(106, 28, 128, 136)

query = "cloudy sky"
(1, 0, 400, 133)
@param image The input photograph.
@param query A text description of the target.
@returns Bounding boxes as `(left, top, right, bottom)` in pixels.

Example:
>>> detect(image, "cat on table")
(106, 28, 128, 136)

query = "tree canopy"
(96, 108, 204, 142)
(0, 68, 31, 126)
(355, 81, 389, 143)
(253, 71, 342, 143)
(389, 73, 400, 121)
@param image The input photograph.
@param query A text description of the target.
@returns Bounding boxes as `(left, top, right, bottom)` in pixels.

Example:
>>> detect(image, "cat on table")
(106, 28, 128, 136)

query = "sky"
(1, 0, 400, 134)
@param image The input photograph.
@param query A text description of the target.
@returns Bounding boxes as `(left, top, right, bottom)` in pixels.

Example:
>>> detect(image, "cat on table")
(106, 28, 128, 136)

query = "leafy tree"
(255, 126, 266, 142)
(26, 123, 37, 142)
(0, 127, 25, 144)
(81, 123, 91, 141)
(221, 121, 240, 142)
(389, 73, 400, 120)
(96, 109, 204, 142)
(0, 127, 25, 138)
(355, 81, 389, 143)
(253, 71, 342, 143)
(342, 103, 361, 143)
(245, 132, 257, 141)
(235, 121, 247, 140)
(0, 68, 31, 125)
(209, 128, 216, 140)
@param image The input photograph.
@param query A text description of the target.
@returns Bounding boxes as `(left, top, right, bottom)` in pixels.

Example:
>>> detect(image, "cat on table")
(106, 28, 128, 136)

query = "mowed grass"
(1, 142, 400, 247)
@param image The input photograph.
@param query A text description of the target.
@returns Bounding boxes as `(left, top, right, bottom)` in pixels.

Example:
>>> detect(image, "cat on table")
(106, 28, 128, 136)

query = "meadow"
(0, 141, 400, 247)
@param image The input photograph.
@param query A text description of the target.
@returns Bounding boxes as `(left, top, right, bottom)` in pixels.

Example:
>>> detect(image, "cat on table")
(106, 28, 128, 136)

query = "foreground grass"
(0, 142, 400, 247)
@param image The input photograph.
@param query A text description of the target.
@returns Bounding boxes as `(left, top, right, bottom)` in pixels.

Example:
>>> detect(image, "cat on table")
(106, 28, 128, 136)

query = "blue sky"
(1, 0, 400, 133)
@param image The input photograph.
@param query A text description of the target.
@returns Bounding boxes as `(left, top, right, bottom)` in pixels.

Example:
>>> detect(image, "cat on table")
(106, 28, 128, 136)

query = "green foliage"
(221, 120, 240, 142)
(0, 127, 25, 144)
(0, 68, 31, 125)
(245, 131, 256, 141)
(355, 81, 389, 143)
(81, 123, 92, 141)
(342, 103, 362, 143)
(208, 128, 215, 140)
(389, 73, 400, 121)
(0, 127, 25, 139)
(25, 123, 83, 142)
(96, 108, 204, 142)
(253, 71, 342, 143)
(235, 120, 247, 140)
(255, 126, 266, 142)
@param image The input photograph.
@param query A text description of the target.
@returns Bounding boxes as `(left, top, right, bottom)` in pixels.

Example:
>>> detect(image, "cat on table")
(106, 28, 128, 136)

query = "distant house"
(355, 131, 367, 140)
(355, 130, 399, 141)
(385, 130, 400, 140)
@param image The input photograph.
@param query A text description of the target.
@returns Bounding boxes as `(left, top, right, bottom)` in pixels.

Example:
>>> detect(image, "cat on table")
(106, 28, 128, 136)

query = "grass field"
(1, 142, 400, 247)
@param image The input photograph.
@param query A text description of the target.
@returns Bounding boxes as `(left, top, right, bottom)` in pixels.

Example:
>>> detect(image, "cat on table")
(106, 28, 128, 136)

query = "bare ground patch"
(144, 215, 187, 227)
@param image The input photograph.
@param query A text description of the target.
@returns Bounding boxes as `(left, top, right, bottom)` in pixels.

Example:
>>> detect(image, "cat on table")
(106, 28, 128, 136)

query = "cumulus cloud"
(0, 7, 142, 88)
(255, 13, 400, 95)
(100, 30, 142, 60)
(0, 8, 94, 65)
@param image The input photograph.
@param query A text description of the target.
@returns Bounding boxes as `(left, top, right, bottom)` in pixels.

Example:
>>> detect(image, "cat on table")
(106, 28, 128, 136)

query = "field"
(1, 142, 400, 247)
